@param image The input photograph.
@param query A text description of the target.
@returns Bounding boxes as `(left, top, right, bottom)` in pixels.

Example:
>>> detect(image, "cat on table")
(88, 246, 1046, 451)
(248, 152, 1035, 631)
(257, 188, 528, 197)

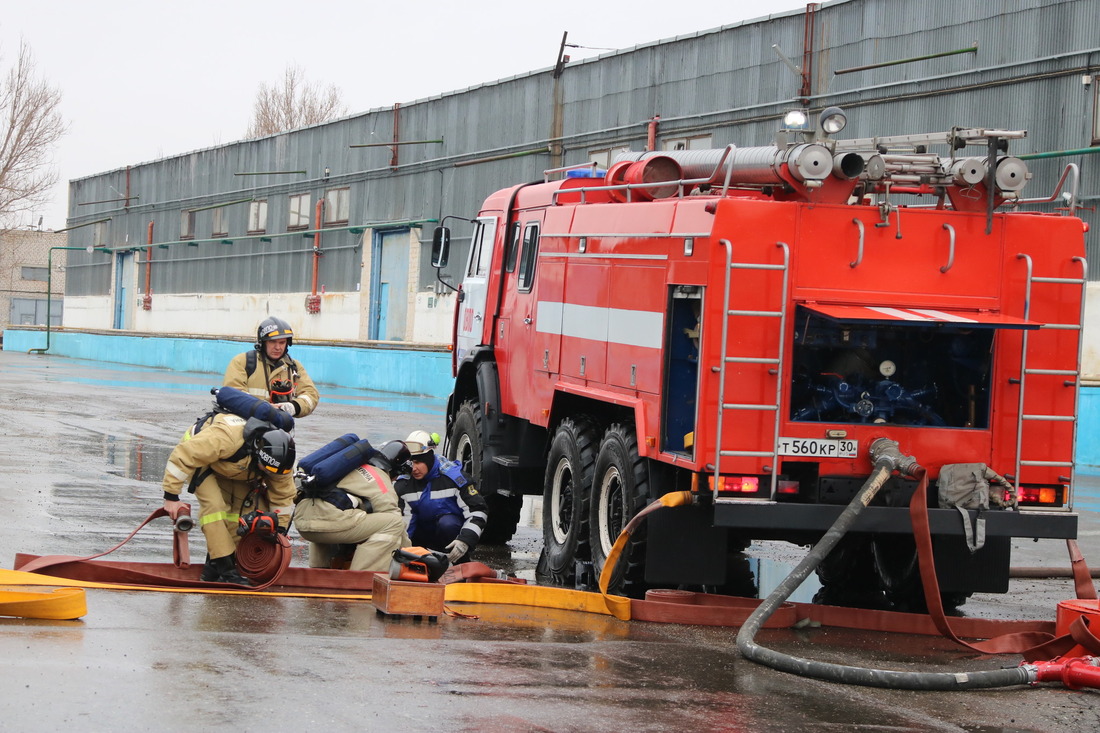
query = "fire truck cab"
(433, 107, 1086, 607)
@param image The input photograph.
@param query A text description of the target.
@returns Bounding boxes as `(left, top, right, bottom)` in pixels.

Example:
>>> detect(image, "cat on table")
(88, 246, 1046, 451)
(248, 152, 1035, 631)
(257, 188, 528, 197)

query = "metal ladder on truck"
(713, 239, 791, 502)
(1013, 254, 1088, 505)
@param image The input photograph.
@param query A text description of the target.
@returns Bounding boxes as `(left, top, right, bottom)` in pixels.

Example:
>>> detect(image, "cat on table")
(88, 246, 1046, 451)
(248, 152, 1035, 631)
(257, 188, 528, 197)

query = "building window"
(1093, 78, 1100, 145)
(288, 193, 311, 230)
(181, 210, 195, 240)
(662, 134, 713, 151)
(248, 199, 268, 234)
(93, 220, 108, 247)
(21, 266, 47, 281)
(589, 146, 631, 169)
(212, 207, 229, 237)
(324, 187, 350, 226)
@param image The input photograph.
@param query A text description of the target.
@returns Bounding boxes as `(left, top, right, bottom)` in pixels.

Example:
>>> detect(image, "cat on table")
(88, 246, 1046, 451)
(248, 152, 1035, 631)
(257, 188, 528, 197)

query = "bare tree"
(0, 42, 65, 227)
(246, 66, 347, 138)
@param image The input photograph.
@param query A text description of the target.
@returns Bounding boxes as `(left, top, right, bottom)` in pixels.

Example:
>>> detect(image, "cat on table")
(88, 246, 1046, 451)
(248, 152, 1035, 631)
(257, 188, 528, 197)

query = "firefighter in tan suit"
(223, 316, 320, 418)
(293, 441, 412, 572)
(162, 412, 296, 585)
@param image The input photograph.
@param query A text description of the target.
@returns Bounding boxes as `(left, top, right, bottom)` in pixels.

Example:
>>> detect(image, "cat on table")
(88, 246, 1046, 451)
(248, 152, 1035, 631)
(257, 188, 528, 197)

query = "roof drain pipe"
(306, 199, 323, 314)
(736, 437, 1037, 690)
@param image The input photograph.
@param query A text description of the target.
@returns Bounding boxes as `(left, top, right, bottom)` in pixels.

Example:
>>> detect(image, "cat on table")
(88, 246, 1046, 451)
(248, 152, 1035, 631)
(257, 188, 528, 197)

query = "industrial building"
(5, 0, 1099, 413)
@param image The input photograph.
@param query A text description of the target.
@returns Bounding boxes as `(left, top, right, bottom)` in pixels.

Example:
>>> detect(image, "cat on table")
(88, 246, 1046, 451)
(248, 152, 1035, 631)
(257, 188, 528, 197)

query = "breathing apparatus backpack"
(297, 435, 382, 512)
(184, 387, 293, 493)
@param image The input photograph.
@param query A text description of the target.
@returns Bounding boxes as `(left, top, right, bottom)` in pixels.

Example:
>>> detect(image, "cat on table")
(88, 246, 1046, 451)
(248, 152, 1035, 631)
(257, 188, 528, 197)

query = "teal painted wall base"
(5, 327, 1098, 467)
(3, 328, 453, 399)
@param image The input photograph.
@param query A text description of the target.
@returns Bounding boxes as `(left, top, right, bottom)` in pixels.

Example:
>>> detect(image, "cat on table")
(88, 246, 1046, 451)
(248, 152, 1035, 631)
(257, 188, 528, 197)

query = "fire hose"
(18, 507, 291, 591)
(734, 437, 1100, 690)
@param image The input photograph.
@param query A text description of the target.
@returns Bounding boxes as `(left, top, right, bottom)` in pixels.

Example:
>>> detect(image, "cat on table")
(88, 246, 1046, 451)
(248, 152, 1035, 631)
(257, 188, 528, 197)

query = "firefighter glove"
(276, 402, 296, 415)
(445, 539, 469, 563)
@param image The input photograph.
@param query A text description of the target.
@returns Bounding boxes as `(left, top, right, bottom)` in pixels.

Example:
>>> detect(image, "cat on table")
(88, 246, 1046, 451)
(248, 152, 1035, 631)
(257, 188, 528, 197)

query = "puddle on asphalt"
(482, 496, 821, 602)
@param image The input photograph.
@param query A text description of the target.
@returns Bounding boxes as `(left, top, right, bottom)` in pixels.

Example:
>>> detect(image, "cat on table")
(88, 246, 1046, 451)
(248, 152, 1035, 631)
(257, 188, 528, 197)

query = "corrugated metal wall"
(63, 0, 1100, 294)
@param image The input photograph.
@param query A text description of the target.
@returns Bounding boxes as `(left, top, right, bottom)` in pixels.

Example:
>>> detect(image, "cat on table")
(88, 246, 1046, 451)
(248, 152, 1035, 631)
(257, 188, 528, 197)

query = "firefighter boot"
(202, 554, 252, 586)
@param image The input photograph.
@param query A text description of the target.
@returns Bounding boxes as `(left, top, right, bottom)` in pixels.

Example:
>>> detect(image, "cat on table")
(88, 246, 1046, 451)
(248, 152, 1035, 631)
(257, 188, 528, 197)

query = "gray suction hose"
(735, 437, 1035, 690)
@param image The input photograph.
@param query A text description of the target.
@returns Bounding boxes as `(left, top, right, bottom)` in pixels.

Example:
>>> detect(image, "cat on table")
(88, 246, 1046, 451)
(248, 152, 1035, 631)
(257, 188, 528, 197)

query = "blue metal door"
(113, 252, 133, 329)
(368, 229, 410, 341)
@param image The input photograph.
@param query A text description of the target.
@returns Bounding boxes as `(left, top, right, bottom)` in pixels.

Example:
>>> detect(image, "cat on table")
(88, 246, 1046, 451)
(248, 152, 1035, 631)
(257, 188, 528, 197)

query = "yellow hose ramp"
(0, 584, 86, 620)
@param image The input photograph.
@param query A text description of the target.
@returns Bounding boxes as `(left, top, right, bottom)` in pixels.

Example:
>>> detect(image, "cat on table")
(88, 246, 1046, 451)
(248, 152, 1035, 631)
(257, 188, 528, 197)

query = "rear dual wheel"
(589, 423, 649, 597)
(541, 417, 599, 585)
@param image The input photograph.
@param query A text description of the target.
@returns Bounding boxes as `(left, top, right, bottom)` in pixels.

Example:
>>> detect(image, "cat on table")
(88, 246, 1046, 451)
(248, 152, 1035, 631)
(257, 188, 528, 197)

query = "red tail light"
(1017, 485, 1065, 507)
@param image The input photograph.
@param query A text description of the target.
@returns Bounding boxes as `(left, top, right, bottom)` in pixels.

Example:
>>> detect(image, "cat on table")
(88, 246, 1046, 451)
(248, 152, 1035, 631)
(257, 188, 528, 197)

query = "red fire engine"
(431, 107, 1087, 608)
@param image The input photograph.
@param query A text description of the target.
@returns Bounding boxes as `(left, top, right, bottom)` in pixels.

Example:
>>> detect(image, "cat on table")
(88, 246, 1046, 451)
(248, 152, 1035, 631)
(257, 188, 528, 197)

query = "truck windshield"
(788, 306, 995, 428)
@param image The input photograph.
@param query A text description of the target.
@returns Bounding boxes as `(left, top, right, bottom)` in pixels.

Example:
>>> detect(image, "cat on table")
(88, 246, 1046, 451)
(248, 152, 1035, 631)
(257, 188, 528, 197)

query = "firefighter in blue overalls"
(395, 432, 488, 563)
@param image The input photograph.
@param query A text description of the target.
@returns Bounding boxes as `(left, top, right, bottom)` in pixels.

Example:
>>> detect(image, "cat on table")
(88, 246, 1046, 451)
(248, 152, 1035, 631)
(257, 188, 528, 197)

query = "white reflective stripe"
(364, 532, 399, 544)
(270, 504, 294, 514)
(536, 301, 663, 349)
(245, 388, 268, 398)
(910, 308, 978, 323)
(562, 303, 608, 342)
(463, 521, 484, 538)
(165, 461, 191, 483)
(298, 394, 316, 409)
(536, 301, 564, 334)
(868, 306, 929, 321)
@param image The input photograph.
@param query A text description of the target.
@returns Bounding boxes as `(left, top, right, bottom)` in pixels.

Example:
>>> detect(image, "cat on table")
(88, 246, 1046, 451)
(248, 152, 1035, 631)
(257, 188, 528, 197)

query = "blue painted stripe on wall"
(3, 329, 454, 399)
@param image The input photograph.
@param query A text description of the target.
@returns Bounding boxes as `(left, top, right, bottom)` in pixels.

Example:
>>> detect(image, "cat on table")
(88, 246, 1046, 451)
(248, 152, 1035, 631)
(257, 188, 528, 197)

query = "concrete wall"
(0, 230, 68, 329)
(2, 328, 453, 399)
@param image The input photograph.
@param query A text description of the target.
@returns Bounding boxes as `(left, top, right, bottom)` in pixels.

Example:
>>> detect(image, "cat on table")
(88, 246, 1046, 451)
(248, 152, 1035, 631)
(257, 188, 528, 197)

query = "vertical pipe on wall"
(142, 220, 153, 311)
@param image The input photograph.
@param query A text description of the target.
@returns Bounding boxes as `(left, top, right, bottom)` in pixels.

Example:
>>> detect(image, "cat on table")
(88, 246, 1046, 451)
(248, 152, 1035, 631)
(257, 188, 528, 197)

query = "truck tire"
(449, 400, 522, 545)
(589, 423, 649, 597)
(542, 417, 599, 586)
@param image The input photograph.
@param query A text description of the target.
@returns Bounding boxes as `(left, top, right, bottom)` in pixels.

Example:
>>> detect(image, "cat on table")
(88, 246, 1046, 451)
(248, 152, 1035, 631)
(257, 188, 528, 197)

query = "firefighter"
(293, 440, 413, 572)
(395, 436, 487, 563)
(161, 412, 296, 586)
(223, 316, 320, 418)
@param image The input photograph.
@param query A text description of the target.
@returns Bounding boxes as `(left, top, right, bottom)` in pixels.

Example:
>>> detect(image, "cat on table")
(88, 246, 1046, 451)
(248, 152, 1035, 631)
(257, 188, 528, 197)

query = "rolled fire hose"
(735, 437, 1040, 690)
(234, 531, 293, 585)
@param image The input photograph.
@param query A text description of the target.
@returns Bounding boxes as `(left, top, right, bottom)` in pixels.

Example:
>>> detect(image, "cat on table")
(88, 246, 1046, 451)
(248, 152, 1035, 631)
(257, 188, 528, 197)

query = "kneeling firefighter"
(293, 438, 412, 572)
(162, 387, 297, 585)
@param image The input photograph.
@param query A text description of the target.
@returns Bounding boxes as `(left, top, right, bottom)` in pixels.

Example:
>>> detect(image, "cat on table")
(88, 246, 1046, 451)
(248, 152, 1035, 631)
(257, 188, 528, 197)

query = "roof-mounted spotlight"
(818, 106, 847, 136)
(783, 109, 811, 131)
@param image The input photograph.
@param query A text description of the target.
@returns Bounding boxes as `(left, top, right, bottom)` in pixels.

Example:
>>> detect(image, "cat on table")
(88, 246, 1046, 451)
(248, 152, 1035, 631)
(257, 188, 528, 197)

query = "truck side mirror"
(431, 226, 450, 268)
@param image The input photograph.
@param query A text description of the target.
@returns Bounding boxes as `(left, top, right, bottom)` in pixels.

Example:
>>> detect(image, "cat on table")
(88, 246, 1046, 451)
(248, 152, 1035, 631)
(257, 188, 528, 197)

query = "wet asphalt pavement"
(1, 349, 1098, 732)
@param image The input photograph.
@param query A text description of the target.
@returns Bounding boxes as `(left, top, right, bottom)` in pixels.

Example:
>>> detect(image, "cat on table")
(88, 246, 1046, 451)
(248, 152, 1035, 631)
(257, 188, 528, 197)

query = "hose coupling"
(868, 437, 923, 477)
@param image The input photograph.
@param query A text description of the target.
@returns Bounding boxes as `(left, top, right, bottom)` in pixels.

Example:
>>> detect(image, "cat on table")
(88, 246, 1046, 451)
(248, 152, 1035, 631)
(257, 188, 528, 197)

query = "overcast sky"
(1, 0, 810, 230)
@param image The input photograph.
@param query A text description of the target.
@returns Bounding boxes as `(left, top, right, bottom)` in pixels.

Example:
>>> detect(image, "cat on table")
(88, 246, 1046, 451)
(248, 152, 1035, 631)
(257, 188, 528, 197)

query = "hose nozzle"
(171, 505, 194, 533)
(868, 437, 923, 477)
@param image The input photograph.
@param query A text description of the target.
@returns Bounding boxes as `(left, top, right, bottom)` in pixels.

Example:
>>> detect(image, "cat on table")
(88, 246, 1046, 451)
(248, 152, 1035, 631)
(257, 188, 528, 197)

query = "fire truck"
(430, 107, 1087, 607)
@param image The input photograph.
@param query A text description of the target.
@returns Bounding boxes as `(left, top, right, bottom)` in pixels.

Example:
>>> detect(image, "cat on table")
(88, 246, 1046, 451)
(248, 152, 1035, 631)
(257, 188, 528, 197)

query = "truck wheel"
(450, 400, 521, 545)
(589, 423, 649, 597)
(874, 537, 971, 612)
(542, 417, 599, 586)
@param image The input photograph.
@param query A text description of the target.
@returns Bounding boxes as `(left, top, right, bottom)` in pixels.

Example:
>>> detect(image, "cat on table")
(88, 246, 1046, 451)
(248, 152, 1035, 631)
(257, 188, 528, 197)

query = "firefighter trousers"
(194, 473, 269, 560)
(299, 512, 408, 572)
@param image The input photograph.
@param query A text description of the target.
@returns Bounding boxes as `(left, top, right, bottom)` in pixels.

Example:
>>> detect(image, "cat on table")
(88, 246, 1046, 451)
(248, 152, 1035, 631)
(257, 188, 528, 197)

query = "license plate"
(777, 437, 858, 459)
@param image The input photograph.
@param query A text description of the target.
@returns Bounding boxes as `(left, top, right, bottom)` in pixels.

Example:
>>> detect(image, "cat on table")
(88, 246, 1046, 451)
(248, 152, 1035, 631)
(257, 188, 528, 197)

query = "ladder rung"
(715, 497, 778, 505)
(1024, 368, 1078, 376)
(721, 403, 778, 411)
(724, 356, 780, 364)
(728, 309, 782, 317)
(730, 263, 787, 271)
(1021, 415, 1075, 422)
(1032, 276, 1087, 285)
(1020, 460, 1074, 467)
(719, 450, 776, 458)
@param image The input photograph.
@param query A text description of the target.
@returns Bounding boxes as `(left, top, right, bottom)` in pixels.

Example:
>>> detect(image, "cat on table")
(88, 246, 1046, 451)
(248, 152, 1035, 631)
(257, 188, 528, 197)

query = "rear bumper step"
(713, 503, 1077, 539)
